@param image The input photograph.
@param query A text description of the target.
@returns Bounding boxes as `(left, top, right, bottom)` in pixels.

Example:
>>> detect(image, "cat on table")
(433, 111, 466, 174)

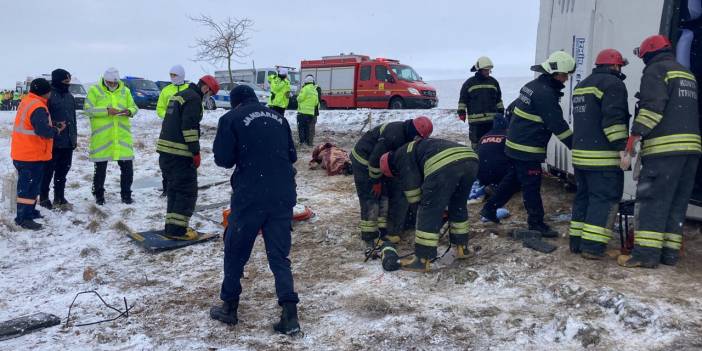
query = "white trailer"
(536, 0, 702, 219)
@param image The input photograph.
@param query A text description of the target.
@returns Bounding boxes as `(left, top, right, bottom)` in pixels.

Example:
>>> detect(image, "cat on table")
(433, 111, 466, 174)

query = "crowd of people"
(353, 34, 700, 273)
(1, 89, 24, 111)
(6, 33, 699, 336)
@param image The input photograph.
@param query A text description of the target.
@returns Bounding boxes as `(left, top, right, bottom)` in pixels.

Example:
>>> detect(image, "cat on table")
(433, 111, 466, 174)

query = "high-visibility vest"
(10, 93, 53, 162)
(84, 79, 138, 162)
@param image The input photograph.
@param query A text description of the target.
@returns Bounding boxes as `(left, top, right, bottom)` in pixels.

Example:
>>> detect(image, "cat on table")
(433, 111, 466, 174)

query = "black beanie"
(30, 78, 52, 96)
(51, 69, 71, 84)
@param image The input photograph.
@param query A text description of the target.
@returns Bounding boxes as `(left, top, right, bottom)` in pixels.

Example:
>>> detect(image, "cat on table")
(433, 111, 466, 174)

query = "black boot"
(39, 197, 53, 210)
(16, 219, 42, 230)
(94, 192, 105, 206)
(480, 207, 500, 224)
(660, 248, 680, 266)
(529, 223, 559, 238)
(209, 300, 239, 325)
(121, 192, 133, 204)
(569, 236, 582, 254)
(580, 239, 606, 260)
(273, 303, 300, 335)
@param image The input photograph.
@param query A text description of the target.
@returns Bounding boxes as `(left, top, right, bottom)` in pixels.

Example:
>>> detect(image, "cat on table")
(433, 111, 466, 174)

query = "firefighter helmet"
(635, 35, 672, 58)
(536, 51, 576, 74)
(471, 56, 494, 72)
(412, 116, 433, 138)
(380, 152, 394, 177)
(595, 49, 629, 66)
(199, 75, 220, 95)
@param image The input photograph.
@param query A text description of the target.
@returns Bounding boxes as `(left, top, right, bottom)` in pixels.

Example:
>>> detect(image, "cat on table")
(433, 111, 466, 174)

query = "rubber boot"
(617, 246, 660, 269)
(121, 192, 134, 204)
(455, 244, 470, 260)
(209, 299, 239, 325)
(273, 303, 300, 335)
(660, 248, 680, 266)
(569, 236, 582, 254)
(380, 243, 400, 271)
(580, 240, 606, 260)
(39, 198, 53, 210)
(165, 227, 199, 241)
(54, 197, 73, 211)
(381, 235, 401, 244)
(400, 256, 431, 272)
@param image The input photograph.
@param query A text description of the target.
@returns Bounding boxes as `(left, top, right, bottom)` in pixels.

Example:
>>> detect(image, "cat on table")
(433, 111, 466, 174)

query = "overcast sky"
(0, 1, 538, 89)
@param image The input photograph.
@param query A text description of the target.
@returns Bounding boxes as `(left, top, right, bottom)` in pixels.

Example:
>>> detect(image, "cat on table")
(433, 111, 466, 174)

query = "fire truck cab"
(300, 54, 438, 109)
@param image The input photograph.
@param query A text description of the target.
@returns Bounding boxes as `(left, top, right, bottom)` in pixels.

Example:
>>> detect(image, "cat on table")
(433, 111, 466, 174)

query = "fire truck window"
(257, 71, 266, 84)
(375, 65, 389, 81)
(360, 66, 371, 81)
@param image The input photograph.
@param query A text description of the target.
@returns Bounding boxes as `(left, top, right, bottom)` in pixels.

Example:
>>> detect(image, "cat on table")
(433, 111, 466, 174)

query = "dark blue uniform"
(213, 85, 299, 306)
(476, 114, 510, 187)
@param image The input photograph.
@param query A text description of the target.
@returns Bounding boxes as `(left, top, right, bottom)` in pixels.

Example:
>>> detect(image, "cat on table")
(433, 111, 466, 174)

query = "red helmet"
(199, 75, 220, 95)
(380, 152, 394, 177)
(635, 35, 671, 58)
(595, 49, 628, 66)
(413, 116, 433, 138)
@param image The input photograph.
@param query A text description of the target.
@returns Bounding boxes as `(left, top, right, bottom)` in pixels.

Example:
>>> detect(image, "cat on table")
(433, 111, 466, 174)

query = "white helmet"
(103, 67, 120, 82)
(277, 67, 289, 76)
(304, 75, 315, 84)
(471, 56, 494, 72)
(532, 51, 576, 74)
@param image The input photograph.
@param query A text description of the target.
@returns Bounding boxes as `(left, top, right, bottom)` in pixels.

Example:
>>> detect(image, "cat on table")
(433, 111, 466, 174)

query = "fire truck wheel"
(389, 97, 405, 110)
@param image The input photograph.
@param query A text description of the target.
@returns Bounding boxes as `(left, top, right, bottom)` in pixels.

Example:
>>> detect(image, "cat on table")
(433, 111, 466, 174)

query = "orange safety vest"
(10, 93, 53, 162)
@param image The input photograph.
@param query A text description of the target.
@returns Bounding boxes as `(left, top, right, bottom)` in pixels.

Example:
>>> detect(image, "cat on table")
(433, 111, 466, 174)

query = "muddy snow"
(1, 108, 701, 350)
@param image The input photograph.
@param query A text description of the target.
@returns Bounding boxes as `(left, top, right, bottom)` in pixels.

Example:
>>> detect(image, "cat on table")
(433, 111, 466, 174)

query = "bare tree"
(190, 15, 254, 84)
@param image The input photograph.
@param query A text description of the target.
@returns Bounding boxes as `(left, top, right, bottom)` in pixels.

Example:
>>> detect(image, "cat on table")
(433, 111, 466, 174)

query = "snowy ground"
(1, 107, 701, 350)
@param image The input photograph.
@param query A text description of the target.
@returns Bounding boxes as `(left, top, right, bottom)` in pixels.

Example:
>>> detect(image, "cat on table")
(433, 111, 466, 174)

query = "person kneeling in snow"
(380, 138, 479, 272)
(210, 84, 301, 335)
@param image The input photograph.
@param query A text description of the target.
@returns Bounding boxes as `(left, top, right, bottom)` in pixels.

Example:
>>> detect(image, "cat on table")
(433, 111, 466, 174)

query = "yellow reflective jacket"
(296, 83, 319, 115)
(156, 83, 189, 119)
(267, 74, 290, 108)
(84, 79, 139, 162)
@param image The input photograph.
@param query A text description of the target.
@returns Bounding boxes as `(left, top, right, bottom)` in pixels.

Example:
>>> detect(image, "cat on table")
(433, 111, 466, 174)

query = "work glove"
(619, 151, 632, 171)
(457, 111, 466, 122)
(193, 153, 201, 168)
(371, 183, 382, 199)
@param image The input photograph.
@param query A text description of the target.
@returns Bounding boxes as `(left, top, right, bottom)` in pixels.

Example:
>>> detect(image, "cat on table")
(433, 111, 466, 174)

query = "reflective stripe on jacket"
(10, 93, 53, 161)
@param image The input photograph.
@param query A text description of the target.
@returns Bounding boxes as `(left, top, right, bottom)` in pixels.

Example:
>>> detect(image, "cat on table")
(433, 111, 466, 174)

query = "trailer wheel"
(389, 97, 404, 109)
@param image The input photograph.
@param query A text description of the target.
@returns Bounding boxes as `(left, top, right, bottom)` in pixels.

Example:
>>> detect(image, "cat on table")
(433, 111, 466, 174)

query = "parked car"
(155, 81, 171, 90)
(68, 83, 87, 110)
(122, 76, 160, 109)
(207, 81, 270, 110)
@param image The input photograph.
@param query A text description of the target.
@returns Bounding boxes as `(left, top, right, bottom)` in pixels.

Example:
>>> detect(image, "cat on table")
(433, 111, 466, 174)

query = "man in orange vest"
(10, 78, 66, 230)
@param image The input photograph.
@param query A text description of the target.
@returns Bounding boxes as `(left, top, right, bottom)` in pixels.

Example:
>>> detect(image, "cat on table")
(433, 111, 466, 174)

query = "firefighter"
(476, 112, 511, 191)
(156, 75, 219, 240)
(84, 68, 139, 205)
(568, 49, 631, 259)
(481, 51, 575, 237)
(457, 56, 505, 149)
(267, 67, 291, 116)
(10, 78, 66, 230)
(296, 75, 319, 146)
(156, 65, 189, 197)
(351, 117, 434, 256)
(618, 35, 700, 268)
(210, 85, 300, 335)
(380, 138, 479, 272)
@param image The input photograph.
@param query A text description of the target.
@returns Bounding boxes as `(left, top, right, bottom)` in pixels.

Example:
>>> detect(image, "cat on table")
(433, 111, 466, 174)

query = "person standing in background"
(156, 64, 189, 197)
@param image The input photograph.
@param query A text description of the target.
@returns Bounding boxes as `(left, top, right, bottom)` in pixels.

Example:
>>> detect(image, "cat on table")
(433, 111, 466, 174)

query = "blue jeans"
(14, 160, 45, 223)
(220, 204, 299, 305)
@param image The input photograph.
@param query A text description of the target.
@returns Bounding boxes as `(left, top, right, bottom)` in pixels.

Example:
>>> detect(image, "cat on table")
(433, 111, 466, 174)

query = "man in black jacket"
(568, 49, 630, 259)
(458, 56, 505, 148)
(618, 35, 700, 268)
(351, 117, 433, 255)
(209, 85, 301, 335)
(39, 69, 77, 210)
(476, 113, 511, 190)
(156, 75, 219, 240)
(481, 51, 575, 237)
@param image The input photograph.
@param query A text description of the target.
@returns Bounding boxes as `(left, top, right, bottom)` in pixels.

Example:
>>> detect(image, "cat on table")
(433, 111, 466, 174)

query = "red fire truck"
(300, 54, 438, 109)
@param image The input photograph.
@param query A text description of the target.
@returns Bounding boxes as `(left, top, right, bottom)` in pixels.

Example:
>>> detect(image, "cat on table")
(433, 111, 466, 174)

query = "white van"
(536, 0, 702, 219)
